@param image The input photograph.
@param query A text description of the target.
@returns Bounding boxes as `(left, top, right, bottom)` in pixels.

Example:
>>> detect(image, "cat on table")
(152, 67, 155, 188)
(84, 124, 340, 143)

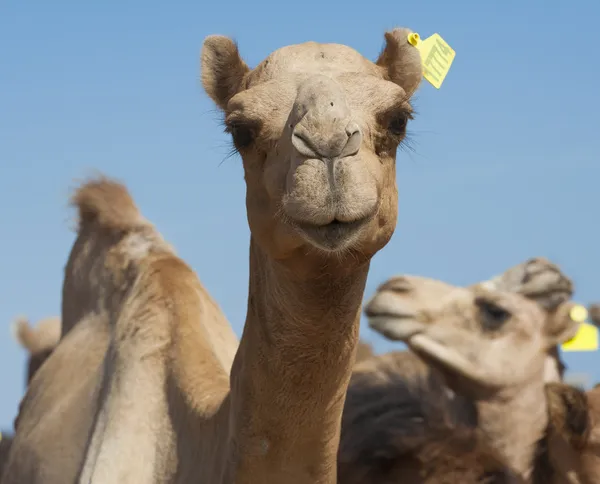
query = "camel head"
(365, 281, 581, 396)
(545, 383, 600, 484)
(201, 29, 423, 265)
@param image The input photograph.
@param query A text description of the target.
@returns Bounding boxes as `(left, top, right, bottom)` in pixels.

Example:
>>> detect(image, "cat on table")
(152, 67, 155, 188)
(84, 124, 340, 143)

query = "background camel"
(3, 178, 237, 483)
(338, 259, 573, 483)
(364, 278, 580, 481)
(5, 27, 425, 482)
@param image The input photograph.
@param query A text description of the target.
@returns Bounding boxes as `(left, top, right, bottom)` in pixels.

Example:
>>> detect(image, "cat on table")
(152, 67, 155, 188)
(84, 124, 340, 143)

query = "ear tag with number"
(407, 32, 456, 89)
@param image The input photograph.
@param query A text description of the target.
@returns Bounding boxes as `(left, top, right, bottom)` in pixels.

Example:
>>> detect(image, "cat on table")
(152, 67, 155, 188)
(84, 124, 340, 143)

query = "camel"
(4, 27, 423, 483)
(12, 316, 61, 386)
(364, 277, 581, 481)
(338, 258, 573, 483)
(545, 382, 600, 483)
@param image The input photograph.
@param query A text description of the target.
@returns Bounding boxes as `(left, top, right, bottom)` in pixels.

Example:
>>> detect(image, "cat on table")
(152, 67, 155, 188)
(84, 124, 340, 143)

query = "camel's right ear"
(375, 28, 423, 97)
(545, 382, 590, 449)
(201, 35, 250, 111)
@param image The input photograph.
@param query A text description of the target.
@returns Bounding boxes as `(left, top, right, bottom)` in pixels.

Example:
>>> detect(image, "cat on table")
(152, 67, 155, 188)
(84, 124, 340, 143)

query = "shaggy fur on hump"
(70, 175, 145, 232)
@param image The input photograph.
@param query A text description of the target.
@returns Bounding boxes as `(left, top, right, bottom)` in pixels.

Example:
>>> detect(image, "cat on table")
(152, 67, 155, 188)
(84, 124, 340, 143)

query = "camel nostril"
(345, 122, 360, 138)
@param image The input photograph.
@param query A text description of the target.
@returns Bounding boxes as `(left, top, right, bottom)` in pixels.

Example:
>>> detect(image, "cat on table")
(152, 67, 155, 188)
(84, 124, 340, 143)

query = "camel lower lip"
(367, 315, 424, 342)
(295, 217, 370, 251)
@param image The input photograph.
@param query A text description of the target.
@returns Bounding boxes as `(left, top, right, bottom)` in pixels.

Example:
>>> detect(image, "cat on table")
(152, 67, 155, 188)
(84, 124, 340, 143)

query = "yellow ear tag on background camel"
(407, 32, 456, 89)
(562, 305, 598, 352)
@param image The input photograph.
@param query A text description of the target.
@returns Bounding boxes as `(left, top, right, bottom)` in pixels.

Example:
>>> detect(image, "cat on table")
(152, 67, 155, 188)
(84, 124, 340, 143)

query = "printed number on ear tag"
(407, 32, 456, 89)
(562, 322, 599, 352)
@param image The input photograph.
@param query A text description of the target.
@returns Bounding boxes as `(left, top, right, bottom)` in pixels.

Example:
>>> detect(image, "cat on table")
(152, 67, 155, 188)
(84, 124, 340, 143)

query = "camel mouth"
(293, 216, 372, 251)
(367, 315, 425, 341)
(364, 290, 422, 341)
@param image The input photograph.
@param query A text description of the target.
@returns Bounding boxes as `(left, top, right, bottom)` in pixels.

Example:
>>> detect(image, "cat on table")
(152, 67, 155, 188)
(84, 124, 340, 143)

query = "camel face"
(366, 282, 580, 392)
(201, 29, 422, 257)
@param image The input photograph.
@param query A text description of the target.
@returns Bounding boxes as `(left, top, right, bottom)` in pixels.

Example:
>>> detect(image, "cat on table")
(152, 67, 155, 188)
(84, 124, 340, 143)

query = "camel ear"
(375, 28, 423, 97)
(545, 382, 590, 449)
(544, 303, 583, 348)
(201, 35, 250, 110)
(483, 257, 573, 311)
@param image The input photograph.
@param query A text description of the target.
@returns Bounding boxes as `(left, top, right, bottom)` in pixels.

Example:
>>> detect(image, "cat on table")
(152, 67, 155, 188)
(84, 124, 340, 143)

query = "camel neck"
(228, 238, 368, 483)
(476, 379, 548, 482)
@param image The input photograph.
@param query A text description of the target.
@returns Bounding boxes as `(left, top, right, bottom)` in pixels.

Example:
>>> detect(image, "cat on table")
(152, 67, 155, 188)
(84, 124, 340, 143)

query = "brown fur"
(545, 383, 600, 483)
(71, 175, 144, 231)
(341, 352, 520, 483)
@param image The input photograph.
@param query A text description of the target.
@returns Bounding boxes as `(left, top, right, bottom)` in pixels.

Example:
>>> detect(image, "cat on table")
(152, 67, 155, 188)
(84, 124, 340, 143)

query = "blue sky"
(1, 0, 598, 429)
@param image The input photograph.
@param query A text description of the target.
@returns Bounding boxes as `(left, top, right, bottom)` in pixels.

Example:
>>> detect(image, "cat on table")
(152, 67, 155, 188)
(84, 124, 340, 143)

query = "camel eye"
(476, 298, 511, 331)
(226, 122, 255, 149)
(388, 113, 409, 136)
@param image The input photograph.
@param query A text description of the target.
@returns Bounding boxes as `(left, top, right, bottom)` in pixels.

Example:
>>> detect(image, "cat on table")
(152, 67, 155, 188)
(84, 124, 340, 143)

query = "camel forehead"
(249, 42, 381, 84)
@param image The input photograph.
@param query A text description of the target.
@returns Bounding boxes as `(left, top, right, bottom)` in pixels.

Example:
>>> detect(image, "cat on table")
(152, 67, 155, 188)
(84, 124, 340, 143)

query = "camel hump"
(71, 176, 144, 232)
(11, 316, 61, 355)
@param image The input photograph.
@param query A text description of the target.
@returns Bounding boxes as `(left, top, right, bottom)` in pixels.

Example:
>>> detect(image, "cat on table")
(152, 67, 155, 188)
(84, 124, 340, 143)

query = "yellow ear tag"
(570, 305, 588, 323)
(562, 305, 597, 352)
(407, 32, 456, 89)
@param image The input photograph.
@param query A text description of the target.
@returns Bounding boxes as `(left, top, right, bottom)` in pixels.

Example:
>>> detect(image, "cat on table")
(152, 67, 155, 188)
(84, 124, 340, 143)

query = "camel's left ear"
(544, 303, 584, 348)
(375, 28, 423, 97)
(201, 35, 250, 110)
(545, 382, 590, 449)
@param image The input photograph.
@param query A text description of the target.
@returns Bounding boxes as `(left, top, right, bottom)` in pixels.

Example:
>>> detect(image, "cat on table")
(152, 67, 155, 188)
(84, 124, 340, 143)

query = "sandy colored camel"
(364, 277, 580, 481)
(544, 382, 600, 484)
(338, 258, 573, 483)
(4, 27, 422, 483)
